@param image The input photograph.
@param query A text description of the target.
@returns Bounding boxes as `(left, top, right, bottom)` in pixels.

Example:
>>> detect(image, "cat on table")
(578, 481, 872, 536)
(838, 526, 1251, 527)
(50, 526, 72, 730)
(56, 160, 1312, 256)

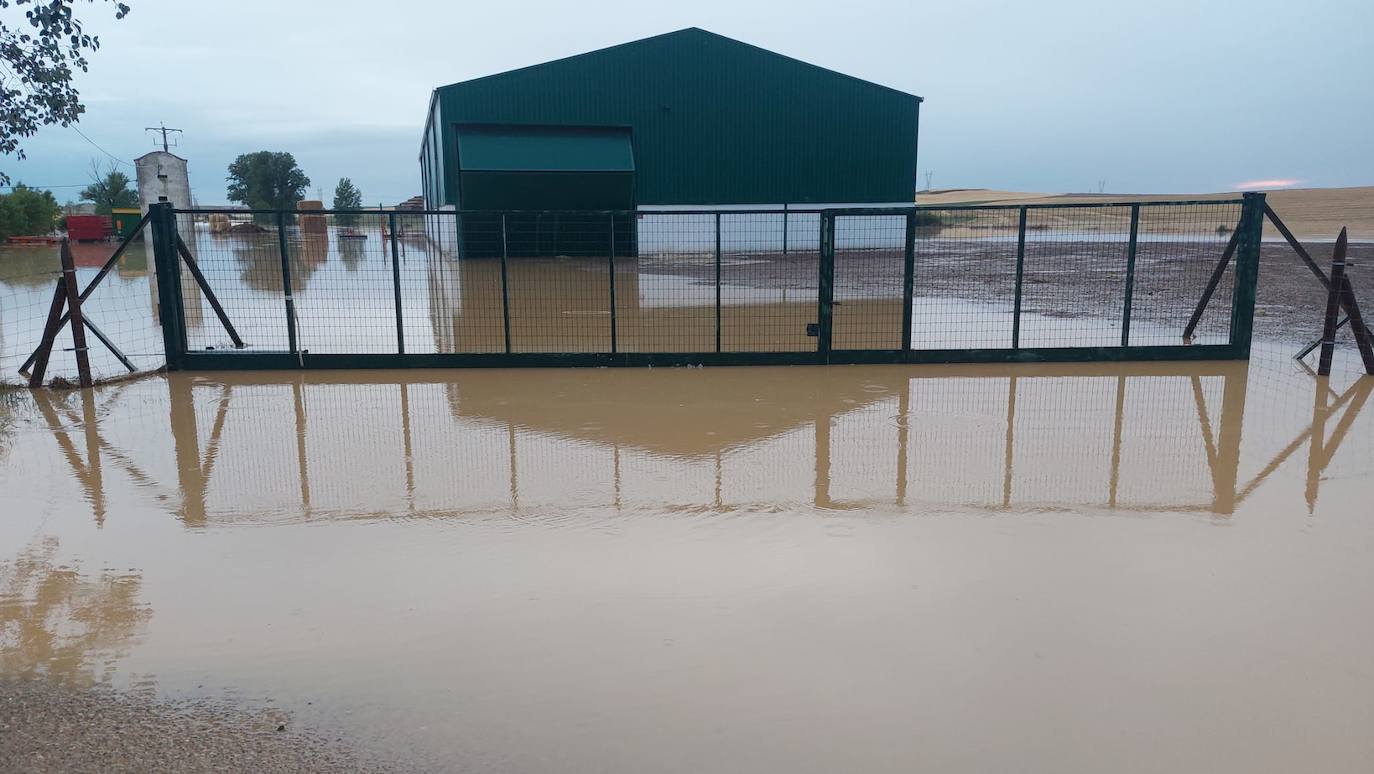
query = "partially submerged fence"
(142, 194, 1263, 370)
(2, 216, 166, 387)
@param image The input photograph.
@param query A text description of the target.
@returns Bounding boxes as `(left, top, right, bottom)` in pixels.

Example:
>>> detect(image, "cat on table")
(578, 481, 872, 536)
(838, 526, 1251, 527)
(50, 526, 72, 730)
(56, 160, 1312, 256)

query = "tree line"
(226, 150, 365, 222)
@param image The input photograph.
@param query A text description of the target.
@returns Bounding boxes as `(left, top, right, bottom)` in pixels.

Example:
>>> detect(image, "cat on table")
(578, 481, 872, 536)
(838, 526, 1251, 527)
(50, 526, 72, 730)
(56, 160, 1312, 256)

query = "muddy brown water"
(1, 342, 1372, 773)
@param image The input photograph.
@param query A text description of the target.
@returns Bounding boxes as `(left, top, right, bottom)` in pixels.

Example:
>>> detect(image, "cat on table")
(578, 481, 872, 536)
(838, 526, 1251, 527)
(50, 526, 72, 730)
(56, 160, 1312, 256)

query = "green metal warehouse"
(419, 27, 921, 255)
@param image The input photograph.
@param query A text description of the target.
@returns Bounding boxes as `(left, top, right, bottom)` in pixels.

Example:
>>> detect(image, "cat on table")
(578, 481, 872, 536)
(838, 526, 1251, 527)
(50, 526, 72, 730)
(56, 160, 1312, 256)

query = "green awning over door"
(456, 124, 635, 173)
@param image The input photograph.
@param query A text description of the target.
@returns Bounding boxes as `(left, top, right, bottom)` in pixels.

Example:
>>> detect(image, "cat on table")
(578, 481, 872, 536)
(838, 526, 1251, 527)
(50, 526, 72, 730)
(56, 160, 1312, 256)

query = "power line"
(70, 125, 134, 167)
(0, 183, 90, 189)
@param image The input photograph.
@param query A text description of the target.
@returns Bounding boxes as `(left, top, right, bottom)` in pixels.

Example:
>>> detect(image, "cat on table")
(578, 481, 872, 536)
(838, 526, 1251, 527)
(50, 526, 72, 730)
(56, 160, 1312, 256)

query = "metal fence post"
(715, 213, 722, 353)
(1229, 192, 1265, 358)
(782, 203, 789, 259)
(818, 212, 835, 359)
(902, 210, 916, 351)
(500, 214, 512, 354)
(276, 210, 299, 358)
(608, 214, 619, 354)
(149, 202, 187, 371)
(1120, 203, 1141, 346)
(388, 211, 405, 354)
(1012, 206, 1028, 349)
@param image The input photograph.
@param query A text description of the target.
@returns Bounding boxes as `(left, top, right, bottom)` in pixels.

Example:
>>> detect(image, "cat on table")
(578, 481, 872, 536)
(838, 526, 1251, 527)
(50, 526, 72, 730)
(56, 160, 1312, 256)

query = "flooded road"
(2, 345, 1373, 772)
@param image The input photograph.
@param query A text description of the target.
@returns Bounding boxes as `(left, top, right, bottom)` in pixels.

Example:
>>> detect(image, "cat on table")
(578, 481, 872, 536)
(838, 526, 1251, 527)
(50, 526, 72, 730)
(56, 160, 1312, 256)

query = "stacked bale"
(208, 213, 231, 233)
(297, 199, 327, 234)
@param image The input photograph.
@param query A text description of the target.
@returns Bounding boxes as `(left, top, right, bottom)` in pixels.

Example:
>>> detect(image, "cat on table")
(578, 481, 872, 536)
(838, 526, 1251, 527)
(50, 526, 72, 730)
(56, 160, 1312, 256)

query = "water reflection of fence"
(24, 358, 1369, 526)
(151, 196, 1262, 370)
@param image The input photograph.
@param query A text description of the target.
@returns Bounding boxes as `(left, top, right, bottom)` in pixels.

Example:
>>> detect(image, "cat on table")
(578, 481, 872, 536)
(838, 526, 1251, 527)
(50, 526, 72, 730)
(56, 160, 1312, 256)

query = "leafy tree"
(0, 182, 60, 238)
(0, 0, 131, 186)
(332, 177, 361, 225)
(225, 151, 310, 220)
(79, 161, 136, 214)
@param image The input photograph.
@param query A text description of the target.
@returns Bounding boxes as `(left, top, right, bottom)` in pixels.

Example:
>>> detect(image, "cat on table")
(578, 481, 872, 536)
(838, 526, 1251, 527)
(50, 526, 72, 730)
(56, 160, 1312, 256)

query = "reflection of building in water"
(427, 252, 833, 355)
(28, 360, 1372, 527)
(0, 536, 151, 686)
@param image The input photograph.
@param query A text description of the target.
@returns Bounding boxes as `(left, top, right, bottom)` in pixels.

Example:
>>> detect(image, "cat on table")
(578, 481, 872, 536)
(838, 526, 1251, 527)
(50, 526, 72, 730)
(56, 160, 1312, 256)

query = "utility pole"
(924, 171, 934, 191)
(144, 122, 183, 152)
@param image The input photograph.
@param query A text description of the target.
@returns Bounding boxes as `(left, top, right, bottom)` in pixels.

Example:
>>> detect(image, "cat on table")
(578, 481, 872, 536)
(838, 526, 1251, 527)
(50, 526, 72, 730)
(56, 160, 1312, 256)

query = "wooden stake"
(1338, 273, 1374, 375)
(19, 212, 149, 373)
(28, 277, 69, 388)
(1316, 229, 1349, 376)
(59, 239, 93, 387)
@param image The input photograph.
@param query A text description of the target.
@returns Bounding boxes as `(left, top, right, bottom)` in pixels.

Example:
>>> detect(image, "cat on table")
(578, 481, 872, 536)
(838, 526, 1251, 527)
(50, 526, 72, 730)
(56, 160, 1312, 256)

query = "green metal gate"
(146, 194, 1263, 371)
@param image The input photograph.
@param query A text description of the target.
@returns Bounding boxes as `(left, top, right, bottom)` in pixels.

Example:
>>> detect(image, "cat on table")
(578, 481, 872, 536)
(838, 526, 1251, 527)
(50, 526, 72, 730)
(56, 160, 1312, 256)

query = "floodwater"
(2, 343, 1373, 773)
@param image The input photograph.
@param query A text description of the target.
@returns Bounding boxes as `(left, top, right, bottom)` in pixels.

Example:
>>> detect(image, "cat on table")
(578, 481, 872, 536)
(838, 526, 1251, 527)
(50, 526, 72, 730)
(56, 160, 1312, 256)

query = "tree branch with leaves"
(0, 0, 131, 185)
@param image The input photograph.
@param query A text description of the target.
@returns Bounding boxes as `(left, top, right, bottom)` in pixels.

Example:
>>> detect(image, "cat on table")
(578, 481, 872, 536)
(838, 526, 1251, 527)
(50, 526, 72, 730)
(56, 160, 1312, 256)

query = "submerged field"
(1, 341, 1372, 772)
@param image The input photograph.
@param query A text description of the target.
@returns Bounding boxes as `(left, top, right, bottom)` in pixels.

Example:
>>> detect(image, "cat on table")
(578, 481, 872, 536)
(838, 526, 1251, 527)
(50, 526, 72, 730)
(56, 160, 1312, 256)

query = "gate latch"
(806, 323, 819, 337)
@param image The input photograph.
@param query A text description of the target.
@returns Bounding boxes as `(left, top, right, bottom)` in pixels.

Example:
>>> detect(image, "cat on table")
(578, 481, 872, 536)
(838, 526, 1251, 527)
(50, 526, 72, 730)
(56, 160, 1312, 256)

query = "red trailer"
(66, 214, 112, 242)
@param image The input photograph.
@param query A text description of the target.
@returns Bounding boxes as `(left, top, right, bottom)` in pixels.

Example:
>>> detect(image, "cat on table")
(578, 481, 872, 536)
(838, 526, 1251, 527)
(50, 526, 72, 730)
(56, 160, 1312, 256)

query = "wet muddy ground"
(1, 342, 1372, 772)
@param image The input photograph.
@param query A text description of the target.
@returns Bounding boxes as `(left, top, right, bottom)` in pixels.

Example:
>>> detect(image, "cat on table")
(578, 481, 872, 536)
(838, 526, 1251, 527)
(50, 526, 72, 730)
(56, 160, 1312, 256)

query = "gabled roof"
(437, 27, 922, 101)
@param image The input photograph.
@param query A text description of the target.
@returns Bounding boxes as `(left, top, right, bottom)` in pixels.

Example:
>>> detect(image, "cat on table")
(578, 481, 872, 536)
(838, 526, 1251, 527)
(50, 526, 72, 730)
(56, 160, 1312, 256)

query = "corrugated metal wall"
(428, 28, 920, 207)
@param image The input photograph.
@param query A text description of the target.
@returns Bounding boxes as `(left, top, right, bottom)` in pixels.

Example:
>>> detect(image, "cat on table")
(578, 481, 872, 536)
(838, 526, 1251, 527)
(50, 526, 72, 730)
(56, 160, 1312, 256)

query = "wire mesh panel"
(435, 213, 506, 354)
(181, 214, 291, 352)
(1018, 206, 1131, 348)
(910, 207, 1021, 349)
(1130, 202, 1243, 346)
(720, 212, 819, 353)
(620, 212, 716, 353)
(389, 212, 453, 355)
(288, 212, 399, 354)
(832, 213, 907, 351)
(501, 212, 615, 353)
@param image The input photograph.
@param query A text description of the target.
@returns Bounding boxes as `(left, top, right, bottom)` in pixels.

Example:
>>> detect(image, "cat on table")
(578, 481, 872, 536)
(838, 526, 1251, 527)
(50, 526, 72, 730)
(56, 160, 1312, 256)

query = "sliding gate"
(146, 194, 1263, 371)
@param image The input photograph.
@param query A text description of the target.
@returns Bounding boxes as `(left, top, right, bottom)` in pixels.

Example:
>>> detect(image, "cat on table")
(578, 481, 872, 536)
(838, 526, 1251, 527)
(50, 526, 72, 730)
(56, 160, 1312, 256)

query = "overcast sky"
(2, 0, 1370, 205)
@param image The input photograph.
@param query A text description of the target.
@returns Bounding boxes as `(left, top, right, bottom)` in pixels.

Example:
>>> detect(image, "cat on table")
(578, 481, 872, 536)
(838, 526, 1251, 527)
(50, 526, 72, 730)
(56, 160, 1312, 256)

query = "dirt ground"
(918, 186, 1374, 241)
(642, 239, 1372, 348)
(0, 679, 410, 774)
